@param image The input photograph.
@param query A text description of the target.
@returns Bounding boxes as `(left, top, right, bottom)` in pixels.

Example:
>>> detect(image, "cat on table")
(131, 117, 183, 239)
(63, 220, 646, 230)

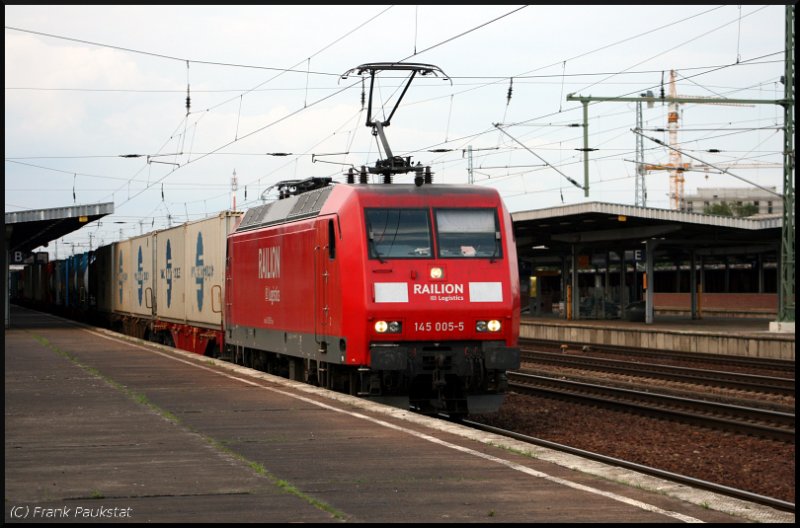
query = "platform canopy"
(5, 202, 114, 256)
(513, 202, 781, 261)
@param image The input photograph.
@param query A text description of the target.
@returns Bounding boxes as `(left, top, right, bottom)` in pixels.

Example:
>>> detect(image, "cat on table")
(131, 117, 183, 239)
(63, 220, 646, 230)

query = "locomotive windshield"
(435, 209, 501, 259)
(365, 208, 432, 259)
(364, 207, 501, 260)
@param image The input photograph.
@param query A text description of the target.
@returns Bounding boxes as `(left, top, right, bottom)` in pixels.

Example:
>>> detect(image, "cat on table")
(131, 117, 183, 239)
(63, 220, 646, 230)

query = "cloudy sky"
(5, 5, 788, 256)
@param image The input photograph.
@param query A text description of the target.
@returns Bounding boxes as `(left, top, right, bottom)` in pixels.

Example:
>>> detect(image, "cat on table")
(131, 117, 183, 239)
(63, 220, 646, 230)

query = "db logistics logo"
(137, 246, 144, 306)
(192, 232, 215, 312)
(117, 250, 124, 303)
(165, 239, 173, 307)
(195, 233, 204, 311)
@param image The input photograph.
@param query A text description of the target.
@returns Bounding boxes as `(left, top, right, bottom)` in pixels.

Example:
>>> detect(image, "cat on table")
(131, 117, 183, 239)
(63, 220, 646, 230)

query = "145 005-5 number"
(414, 321, 465, 332)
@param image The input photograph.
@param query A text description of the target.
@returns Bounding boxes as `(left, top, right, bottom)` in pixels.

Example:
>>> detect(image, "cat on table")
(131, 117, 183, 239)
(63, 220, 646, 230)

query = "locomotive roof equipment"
(341, 62, 451, 183)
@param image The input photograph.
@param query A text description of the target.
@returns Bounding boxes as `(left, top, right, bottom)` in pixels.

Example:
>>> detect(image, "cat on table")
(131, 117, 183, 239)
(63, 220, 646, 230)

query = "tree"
(703, 201, 759, 217)
(704, 202, 733, 216)
(731, 203, 759, 217)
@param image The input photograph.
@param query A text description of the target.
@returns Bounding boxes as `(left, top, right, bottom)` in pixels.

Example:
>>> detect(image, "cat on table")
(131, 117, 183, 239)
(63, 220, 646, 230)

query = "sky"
(4, 5, 789, 258)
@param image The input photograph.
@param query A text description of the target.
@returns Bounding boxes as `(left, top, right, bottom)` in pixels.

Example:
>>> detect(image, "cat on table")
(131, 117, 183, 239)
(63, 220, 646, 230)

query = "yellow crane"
(643, 70, 774, 210)
(567, 75, 782, 210)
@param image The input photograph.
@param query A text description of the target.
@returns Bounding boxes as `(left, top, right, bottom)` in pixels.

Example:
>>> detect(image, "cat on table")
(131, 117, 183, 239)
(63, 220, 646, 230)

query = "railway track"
(473, 339, 795, 505)
(519, 350, 795, 396)
(519, 338, 795, 376)
(507, 371, 795, 443)
(462, 418, 795, 514)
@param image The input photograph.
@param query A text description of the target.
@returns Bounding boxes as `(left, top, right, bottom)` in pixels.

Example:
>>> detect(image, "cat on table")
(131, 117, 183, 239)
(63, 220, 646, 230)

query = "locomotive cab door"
(314, 216, 337, 353)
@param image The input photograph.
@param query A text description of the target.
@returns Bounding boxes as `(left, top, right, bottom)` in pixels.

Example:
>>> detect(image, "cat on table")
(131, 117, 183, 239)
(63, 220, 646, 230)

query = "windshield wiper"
(489, 231, 501, 263)
(369, 230, 386, 263)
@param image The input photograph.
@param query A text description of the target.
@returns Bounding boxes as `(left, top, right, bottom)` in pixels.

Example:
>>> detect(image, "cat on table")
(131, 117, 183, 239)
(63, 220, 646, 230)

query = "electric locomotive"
(225, 177, 520, 415)
(224, 62, 520, 416)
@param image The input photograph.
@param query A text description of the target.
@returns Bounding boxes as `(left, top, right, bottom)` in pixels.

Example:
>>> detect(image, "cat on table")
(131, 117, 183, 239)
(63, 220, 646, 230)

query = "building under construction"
(683, 186, 784, 216)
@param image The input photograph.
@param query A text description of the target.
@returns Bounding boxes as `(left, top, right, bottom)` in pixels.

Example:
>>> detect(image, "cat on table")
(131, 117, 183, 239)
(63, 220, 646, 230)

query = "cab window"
(435, 209, 501, 259)
(365, 208, 432, 259)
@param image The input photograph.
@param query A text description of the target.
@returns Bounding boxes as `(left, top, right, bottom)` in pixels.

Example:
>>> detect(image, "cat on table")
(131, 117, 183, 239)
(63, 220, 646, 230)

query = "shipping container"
(154, 224, 187, 323)
(112, 238, 133, 315)
(128, 234, 155, 317)
(147, 211, 242, 354)
(182, 211, 241, 328)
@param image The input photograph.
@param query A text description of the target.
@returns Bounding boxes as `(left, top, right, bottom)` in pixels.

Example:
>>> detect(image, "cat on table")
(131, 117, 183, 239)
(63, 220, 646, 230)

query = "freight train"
(10, 63, 522, 416)
(12, 63, 520, 417)
(11, 177, 521, 416)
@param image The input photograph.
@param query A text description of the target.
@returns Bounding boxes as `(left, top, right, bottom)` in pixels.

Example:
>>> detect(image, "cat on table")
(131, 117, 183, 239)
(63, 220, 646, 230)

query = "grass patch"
(249, 461, 266, 475)
(489, 441, 539, 460)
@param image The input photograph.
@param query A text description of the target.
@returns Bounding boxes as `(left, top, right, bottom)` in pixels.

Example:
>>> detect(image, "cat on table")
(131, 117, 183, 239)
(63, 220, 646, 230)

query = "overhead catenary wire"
(5, 60, 784, 94)
(5, 5, 783, 246)
(408, 51, 783, 172)
(571, 5, 772, 95)
(633, 129, 782, 198)
(55, 5, 398, 229)
(25, 4, 395, 219)
(493, 123, 584, 190)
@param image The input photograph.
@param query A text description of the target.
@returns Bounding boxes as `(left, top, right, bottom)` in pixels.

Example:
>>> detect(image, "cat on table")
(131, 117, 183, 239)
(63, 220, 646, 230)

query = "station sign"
(11, 251, 48, 265)
(11, 251, 28, 264)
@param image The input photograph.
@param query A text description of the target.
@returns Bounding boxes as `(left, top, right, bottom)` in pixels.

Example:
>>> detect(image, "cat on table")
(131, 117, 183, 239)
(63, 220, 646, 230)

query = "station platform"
(5, 306, 793, 523)
(520, 315, 795, 362)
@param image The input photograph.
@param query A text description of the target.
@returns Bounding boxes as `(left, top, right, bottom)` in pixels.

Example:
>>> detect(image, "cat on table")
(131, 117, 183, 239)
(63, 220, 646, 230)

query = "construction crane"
(567, 82, 776, 209)
(643, 70, 766, 210)
(567, 75, 784, 209)
(665, 70, 688, 209)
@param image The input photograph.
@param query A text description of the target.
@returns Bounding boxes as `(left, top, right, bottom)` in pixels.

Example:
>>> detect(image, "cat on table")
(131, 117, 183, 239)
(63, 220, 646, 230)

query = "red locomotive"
(224, 63, 519, 415)
(225, 177, 521, 415)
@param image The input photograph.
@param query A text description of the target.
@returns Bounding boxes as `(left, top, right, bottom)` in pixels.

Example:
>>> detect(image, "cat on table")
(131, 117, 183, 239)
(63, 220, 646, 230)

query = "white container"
(154, 224, 187, 322)
(127, 234, 155, 317)
(112, 238, 133, 315)
(182, 211, 242, 327)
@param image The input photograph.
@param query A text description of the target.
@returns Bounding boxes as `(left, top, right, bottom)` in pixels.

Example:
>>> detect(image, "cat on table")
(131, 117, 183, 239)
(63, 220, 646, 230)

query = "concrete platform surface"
(5, 307, 794, 523)
(520, 315, 795, 361)
(522, 314, 793, 336)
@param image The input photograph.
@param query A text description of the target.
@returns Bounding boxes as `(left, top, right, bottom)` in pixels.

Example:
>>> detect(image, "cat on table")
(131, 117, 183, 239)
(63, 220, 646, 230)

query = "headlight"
(430, 267, 443, 279)
(375, 320, 402, 333)
(476, 320, 502, 332)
